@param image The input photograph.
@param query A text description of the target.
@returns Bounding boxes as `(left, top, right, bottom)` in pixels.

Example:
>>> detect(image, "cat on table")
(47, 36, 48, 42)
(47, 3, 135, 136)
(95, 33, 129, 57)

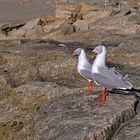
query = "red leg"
(98, 87, 107, 103)
(88, 81, 92, 93)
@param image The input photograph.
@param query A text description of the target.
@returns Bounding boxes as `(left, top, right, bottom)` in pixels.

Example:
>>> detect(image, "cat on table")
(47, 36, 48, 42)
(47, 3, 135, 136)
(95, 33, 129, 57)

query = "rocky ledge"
(0, 0, 140, 140)
(34, 93, 136, 140)
(0, 41, 139, 140)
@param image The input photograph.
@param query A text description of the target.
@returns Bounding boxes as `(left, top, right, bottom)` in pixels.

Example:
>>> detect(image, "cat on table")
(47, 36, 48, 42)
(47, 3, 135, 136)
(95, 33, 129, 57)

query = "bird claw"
(98, 97, 106, 103)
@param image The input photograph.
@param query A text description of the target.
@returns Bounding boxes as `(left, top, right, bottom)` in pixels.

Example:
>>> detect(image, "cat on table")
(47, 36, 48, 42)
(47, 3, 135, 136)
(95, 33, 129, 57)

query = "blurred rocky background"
(0, 0, 140, 140)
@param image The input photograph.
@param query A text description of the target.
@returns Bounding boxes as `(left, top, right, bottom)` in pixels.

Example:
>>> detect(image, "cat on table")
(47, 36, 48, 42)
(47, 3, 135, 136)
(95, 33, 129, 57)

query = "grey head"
(73, 48, 83, 56)
(92, 45, 106, 55)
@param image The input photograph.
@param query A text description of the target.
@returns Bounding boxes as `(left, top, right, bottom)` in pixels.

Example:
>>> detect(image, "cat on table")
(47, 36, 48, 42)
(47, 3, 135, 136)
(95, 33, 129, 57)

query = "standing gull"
(91, 45, 133, 102)
(73, 48, 93, 93)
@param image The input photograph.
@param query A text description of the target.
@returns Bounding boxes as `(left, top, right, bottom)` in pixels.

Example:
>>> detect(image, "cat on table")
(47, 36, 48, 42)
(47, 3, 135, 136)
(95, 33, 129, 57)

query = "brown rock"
(8, 18, 43, 39)
(0, 75, 11, 99)
(84, 10, 113, 21)
(61, 23, 75, 34)
(23, 18, 43, 30)
(113, 113, 140, 140)
(14, 81, 80, 104)
(135, 25, 140, 35)
(54, 2, 97, 23)
(0, 23, 25, 35)
(43, 19, 66, 33)
(54, 3, 77, 19)
(25, 25, 43, 39)
(33, 93, 136, 140)
(73, 20, 89, 32)
(38, 58, 79, 87)
(8, 28, 25, 39)
(0, 32, 7, 40)
(41, 30, 65, 40)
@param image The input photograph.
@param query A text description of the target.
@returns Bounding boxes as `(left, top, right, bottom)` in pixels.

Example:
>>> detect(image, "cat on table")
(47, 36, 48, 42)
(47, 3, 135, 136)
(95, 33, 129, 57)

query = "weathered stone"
(41, 30, 62, 40)
(23, 18, 43, 30)
(38, 58, 80, 87)
(33, 93, 136, 140)
(0, 75, 11, 99)
(0, 33, 7, 40)
(61, 23, 75, 34)
(0, 0, 140, 139)
(73, 20, 89, 32)
(43, 19, 66, 32)
(8, 18, 43, 39)
(84, 10, 113, 21)
(54, 4, 74, 19)
(113, 113, 140, 140)
(25, 25, 43, 39)
(14, 81, 80, 104)
(135, 25, 140, 35)
(0, 23, 25, 34)
(54, 2, 97, 21)
(8, 28, 26, 39)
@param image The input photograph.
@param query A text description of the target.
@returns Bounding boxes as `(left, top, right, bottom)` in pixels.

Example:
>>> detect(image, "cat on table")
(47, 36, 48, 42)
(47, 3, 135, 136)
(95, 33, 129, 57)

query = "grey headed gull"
(91, 45, 133, 102)
(73, 48, 93, 93)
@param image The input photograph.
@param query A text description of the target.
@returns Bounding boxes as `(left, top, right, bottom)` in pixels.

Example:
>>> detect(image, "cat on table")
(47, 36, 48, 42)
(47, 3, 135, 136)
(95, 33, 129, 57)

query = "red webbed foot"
(98, 97, 106, 103)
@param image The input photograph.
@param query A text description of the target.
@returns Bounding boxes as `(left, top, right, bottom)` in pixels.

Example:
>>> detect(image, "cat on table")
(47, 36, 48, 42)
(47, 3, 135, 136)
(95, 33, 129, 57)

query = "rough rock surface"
(34, 94, 136, 140)
(0, 0, 140, 140)
(114, 114, 140, 140)
(0, 0, 140, 42)
(0, 41, 140, 140)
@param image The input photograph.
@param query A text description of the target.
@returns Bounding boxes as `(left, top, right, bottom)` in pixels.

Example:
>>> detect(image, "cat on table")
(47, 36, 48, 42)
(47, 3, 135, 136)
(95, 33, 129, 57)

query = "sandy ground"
(0, 0, 54, 23)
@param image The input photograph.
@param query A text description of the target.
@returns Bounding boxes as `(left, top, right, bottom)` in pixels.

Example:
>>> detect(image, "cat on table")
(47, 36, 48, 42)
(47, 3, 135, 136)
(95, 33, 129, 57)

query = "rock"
(38, 59, 80, 88)
(0, 55, 8, 65)
(41, 30, 64, 40)
(43, 16, 56, 25)
(9, 65, 39, 87)
(14, 81, 80, 104)
(25, 25, 43, 39)
(43, 19, 66, 32)
(135, 25, 140, 35)
(0, 32, 7, 40)
(127, 14, 140, 24)
(8, 28, 26, 39)
(33, 93, 136, 140)
(84, 10, 113, 21)
(8, 18, 44, 39)
(0, 23, 25, 35)
(1, 1, 140, 139)
(73, 20, 89, 32)
(0, 75, 11, 99)
(22, 18, 43, 30)
(54, 3, 77, 19)
(61, 23, 75, 34)
(54, 2, 97, 21)
(42, 16, 64, 33)
(113, 114, 140, 140)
